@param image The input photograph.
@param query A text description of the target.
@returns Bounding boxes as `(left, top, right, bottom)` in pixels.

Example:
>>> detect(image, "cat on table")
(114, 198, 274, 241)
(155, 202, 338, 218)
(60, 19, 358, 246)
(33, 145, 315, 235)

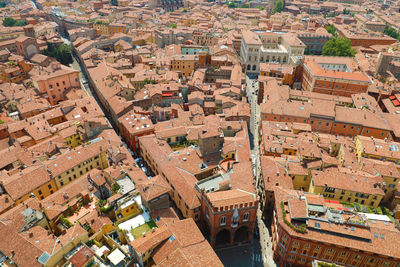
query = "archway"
(215, 229, 231, 247)
(234, 226, 249, 243)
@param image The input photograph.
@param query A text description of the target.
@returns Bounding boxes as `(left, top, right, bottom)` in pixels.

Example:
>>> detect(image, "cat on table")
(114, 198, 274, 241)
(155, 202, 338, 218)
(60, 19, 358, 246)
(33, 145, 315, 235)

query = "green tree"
(273, 0, 283, 13)
(325, 24, 337, 36)
(0, 2, 6, 7)
(143, 78, 156, 85)
(257, 6, 265, 10)
(322, 37, 356, 57)
(241, 3, 249, 8)
(110, 0, 118, 6)
(227, 2, 237, 8)
(169, 23, 177, 28)
(3, 17, 16, 27)
(2, 17, 27, 27)
(182, 8, 188, 12)
(384, 25, 400, 40)
(43, 43, 73, 66)
(14, 20, 27, 26)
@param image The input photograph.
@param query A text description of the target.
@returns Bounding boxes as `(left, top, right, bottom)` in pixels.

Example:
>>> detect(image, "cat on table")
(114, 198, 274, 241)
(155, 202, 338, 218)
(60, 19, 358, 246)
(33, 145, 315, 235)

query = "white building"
(240, 30, 306, 75)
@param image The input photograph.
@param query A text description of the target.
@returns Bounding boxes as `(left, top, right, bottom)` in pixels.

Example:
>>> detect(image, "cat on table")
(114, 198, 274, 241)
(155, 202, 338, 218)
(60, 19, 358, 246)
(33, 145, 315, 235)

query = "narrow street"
(58, 33, 137, 160)
(246, 76, 276, 267)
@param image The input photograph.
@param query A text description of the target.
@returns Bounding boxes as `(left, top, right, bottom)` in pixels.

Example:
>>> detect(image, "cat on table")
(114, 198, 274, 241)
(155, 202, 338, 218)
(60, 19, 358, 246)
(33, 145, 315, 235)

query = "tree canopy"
(273, 0, 283, 13)
(169, 23, 177, 28)
(110, 0, 118, 6)
(384, 25, 400, 41)
(325, 24, 337, 36)
(2, 17, 27, 27)
(342, 8, 350, 15)
(322, 37, 356, 57)
(227, 2, 237, 8)
(43, 43, 73, 66)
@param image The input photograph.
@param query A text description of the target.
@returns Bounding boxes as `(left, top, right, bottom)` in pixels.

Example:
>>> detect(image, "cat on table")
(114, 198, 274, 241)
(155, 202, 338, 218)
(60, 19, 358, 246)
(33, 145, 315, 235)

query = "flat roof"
(107, 249, 125, 266)
(116, 175, 136, 194)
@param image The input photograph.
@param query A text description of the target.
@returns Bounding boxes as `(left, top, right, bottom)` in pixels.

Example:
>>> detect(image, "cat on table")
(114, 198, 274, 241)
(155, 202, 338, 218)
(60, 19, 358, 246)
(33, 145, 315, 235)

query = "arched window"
(243, 212, 249, 222)
(247, 65, 251, 71)
(252, 65, 256, 71)
(220, 216, 226, 226)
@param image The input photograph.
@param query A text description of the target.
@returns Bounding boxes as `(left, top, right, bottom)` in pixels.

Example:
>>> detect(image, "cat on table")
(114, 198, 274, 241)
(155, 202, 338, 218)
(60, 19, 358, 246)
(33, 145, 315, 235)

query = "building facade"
(240, 30, 305, 75)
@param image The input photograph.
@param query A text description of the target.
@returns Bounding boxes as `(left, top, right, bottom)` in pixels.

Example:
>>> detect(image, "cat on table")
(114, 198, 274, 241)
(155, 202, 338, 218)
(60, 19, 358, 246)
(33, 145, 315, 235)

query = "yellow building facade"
(52, 150, 109, 189)
(115, 199, 140, 219)
(309, 182, 383, 208)
(170, 55, 198, 77)
(16, 179, 58, 205)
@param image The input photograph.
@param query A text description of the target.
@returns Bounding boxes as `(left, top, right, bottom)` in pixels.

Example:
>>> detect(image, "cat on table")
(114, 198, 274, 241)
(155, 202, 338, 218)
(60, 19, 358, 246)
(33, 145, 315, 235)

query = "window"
(50, 190, 53, 194)
(232, 216, 238, 225)
(220, 216, 226, 226)
(60, 181, 64, 186)
(48, 184, 52, 189)
(243, 212, 249, 222)
(38, 190, 42, 195)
